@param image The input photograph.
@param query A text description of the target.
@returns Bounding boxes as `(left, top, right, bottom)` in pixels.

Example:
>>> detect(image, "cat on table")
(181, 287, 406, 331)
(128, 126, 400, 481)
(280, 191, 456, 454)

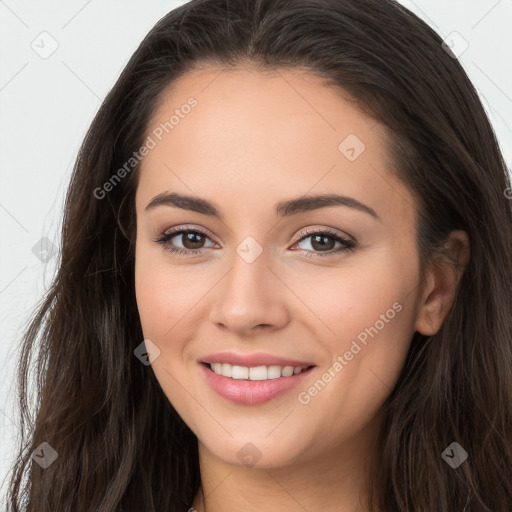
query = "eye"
(291, 228, 356, 258)
(153, 227, 218, 255)
(153, 226, 357, 258)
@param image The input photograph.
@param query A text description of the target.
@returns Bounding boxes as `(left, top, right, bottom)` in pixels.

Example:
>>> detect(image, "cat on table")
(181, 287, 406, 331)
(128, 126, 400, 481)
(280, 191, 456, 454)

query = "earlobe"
(414, 230, 470, 336)
(414, 272, 439, 336)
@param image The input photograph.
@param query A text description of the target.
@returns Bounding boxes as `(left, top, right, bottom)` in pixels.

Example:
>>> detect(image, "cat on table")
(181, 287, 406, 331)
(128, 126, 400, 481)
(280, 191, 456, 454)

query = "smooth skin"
(134, 65, 470, 512)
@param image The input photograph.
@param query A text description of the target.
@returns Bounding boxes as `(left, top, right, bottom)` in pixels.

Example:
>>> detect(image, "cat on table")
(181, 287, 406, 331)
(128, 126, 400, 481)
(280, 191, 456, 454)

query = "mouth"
(198, 361, 317, 405)
(202, 361, 315, 380)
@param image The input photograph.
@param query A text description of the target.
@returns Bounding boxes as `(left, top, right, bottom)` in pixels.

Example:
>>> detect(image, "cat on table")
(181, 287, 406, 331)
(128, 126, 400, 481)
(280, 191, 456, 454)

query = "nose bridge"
(221, 242, 274, 310)
(209, 239, 289, 332)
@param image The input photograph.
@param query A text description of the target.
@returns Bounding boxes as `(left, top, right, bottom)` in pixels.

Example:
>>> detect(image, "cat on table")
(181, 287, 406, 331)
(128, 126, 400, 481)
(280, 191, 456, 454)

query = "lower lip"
(199, 363, 316, 405)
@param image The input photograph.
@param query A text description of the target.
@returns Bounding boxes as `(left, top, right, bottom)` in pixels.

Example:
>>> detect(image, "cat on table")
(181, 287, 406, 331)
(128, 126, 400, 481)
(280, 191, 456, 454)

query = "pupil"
(184, 232, 204, 249)
(312, 235, 334, 251)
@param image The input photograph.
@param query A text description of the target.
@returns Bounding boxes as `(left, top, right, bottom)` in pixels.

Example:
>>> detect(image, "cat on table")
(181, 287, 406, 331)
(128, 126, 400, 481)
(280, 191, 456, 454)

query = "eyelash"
(154, 225, 356, 259)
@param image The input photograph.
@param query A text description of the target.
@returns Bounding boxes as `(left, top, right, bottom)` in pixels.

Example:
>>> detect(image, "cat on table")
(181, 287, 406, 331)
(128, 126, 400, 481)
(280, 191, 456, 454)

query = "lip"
(199, 361, 317, 405)
(200, 351, 315, 368)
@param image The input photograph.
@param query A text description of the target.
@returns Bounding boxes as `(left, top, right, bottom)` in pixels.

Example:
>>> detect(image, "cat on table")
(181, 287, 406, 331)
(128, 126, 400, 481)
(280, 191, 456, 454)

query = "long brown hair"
(6, 0, 512, 510)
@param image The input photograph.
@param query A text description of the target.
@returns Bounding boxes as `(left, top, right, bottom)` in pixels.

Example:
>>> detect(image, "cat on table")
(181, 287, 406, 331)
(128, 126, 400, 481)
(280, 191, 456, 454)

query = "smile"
(206, 362, 313, 380)
(199, 362, 317, 405)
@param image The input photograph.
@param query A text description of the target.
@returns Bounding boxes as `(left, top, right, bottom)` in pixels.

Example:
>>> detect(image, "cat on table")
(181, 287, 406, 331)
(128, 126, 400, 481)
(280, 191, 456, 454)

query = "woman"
(6, 0, 512, 510)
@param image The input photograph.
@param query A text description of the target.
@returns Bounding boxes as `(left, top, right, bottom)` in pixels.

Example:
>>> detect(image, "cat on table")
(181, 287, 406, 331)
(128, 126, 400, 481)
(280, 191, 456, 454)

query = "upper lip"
(200, 351, 315, 368)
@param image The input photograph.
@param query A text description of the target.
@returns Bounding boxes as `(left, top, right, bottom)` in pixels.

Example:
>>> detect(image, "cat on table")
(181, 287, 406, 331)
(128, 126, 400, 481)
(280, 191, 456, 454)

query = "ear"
(414, 230, 470, 336)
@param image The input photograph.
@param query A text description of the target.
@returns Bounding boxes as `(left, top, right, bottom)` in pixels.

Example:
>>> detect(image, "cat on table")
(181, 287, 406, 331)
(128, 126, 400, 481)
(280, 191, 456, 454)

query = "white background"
(1, 0, 511, 508)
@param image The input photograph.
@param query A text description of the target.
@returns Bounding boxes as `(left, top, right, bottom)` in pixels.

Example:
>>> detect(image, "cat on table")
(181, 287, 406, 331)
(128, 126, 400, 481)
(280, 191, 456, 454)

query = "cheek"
(134, 247, 203, 412)
(287, 252, 414, 344)
(290, 253, 417, 399)
(292, 279, 416, 447)
(135, 266, 190, 341)
(134, 244, 218, 342)
(135, 243, 180, 339)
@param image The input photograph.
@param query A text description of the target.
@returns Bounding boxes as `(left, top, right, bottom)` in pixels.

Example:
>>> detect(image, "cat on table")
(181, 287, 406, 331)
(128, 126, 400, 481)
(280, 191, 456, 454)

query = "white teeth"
(267, 366, 282, 379)
(281, 366, 294, 377)
(231, 365, 249, 379)
(207, 362, 310, 380)
(221, 363, 232, 377)
(249, 366, 267, 380)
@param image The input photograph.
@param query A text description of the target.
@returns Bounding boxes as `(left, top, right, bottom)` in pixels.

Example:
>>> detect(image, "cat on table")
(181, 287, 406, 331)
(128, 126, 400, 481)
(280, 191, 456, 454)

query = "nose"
(208, 248, 291, 336)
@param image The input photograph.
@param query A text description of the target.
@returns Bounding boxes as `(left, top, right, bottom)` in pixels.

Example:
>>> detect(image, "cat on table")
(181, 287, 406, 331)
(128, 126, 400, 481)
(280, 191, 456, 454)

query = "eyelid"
(152, 225, 219, 258)
(293, 226, 356, 245)
(160, 224, 218, 243)
(158, 224, 355, 244)
(154, 224, 356, 257)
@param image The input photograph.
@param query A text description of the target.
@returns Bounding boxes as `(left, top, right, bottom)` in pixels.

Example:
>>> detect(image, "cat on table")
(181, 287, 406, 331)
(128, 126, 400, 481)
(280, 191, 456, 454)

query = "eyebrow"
(145, 191, 381, 221)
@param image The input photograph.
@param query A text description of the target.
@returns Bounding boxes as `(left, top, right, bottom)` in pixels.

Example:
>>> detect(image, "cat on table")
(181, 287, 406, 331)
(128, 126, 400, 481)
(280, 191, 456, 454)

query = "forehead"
(145, 65, 375, 155)
(137, 66, 416, 225)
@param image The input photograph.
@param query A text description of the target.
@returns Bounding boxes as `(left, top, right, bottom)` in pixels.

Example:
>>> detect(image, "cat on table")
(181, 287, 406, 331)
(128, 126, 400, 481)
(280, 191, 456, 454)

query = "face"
(134, 66, 425, 469)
